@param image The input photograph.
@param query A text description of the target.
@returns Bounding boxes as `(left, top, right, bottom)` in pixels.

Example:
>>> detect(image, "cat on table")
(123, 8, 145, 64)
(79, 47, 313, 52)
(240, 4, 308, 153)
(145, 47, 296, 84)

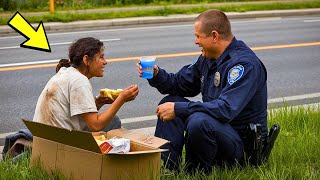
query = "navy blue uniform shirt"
(149, 37, 268, 136)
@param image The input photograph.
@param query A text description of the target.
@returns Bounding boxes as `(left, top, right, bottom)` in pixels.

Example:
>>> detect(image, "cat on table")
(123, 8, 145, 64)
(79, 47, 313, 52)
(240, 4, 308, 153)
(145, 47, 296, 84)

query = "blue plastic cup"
(140, 56, 156, 79)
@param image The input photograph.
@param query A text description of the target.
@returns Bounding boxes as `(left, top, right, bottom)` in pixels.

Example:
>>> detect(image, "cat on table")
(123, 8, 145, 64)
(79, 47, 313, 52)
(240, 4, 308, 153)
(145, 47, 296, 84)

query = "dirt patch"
(39, 83, 58, 124)
(71, 87, 84, 105)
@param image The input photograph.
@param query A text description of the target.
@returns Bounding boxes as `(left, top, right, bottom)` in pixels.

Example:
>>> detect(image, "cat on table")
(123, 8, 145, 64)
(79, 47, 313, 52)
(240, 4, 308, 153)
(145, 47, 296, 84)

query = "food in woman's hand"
(100, 88, 123, 100)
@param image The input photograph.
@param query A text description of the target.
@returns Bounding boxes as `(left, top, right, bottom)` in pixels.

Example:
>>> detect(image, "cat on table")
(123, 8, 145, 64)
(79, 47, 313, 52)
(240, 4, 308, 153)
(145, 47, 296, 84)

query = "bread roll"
(100, 88, 123, 100)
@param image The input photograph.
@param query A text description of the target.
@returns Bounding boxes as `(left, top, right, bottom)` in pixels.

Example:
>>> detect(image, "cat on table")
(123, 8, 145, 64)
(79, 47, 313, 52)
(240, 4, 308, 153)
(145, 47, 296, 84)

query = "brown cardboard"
(104, 128, 169, 150)
(23, 119, 168, 180)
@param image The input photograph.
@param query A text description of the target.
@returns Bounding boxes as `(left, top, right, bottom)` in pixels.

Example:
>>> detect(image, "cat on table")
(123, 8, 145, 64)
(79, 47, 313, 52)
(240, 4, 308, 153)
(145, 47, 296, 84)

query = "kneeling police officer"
(137, 9, 279, 174)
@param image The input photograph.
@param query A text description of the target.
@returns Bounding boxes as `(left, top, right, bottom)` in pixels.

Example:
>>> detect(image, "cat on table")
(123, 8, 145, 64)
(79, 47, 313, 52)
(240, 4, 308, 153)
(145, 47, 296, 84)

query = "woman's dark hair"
(56, 59, 70, 73)
(56, 37, 104, 72)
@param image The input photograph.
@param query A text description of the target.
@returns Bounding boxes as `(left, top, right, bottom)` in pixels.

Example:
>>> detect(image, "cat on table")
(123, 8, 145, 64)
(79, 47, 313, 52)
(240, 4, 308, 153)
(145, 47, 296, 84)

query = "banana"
(99, 88, 123, 100)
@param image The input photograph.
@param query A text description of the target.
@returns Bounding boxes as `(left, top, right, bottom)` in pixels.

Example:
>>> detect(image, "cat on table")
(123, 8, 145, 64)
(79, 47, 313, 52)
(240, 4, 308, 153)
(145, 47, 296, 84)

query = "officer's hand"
(136, 60, 159, 78)
(156, 102, 176, 122)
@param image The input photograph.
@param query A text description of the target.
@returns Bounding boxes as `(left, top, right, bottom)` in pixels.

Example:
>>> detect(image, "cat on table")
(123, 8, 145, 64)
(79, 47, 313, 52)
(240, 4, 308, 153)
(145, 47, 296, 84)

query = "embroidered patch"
(228, 65, 244, 85)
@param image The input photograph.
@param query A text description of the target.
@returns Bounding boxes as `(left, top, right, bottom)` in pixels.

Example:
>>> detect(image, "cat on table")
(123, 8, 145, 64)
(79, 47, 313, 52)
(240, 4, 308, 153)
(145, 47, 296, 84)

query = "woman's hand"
(95, 94, 114, 110)
(96, 95, 114, 104)
(118, 85, 139, 102)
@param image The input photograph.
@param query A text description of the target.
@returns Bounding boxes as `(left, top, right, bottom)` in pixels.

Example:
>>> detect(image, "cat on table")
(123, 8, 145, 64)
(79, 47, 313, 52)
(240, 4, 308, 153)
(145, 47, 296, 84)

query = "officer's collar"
(207, 37, 238, 68)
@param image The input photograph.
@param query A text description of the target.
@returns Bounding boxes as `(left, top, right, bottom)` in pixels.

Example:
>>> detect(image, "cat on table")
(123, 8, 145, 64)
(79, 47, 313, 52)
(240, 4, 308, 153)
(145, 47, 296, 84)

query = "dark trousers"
(155, 95, 244, 174)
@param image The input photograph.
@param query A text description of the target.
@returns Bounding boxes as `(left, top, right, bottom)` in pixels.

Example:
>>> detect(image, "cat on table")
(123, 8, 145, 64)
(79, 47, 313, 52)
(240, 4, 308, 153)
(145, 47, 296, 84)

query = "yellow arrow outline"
(7, 11, 51, 53)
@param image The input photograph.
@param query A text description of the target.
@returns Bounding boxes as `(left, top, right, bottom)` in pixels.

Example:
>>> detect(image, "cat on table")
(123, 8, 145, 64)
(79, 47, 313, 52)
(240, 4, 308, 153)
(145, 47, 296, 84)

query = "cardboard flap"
(22, 119, 101, 153)
(106, 128, 169, 149)
(107, 149, 168, 155)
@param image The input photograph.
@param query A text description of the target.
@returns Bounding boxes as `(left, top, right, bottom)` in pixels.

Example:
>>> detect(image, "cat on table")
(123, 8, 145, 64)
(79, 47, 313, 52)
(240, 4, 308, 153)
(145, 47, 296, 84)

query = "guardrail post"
(49, 0, 55, 13)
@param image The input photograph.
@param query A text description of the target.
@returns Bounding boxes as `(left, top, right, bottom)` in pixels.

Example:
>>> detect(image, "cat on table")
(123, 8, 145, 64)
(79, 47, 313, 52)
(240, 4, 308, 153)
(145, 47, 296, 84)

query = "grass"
(0, 0, 302, 12)
(0, 153, 65, 180)
(1, 103, 319, 179)
(160, 103, 320, 179)
(1, 1, 320, 25)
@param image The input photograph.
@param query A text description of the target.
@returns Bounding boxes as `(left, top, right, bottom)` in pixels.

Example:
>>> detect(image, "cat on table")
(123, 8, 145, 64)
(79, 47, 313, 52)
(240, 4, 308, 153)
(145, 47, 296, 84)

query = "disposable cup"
(140, 56, 156, 79)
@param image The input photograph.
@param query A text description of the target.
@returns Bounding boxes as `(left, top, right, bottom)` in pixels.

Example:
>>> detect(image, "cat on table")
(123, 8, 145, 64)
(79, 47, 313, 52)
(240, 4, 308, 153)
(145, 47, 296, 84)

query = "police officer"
(137, 9, 268, 174)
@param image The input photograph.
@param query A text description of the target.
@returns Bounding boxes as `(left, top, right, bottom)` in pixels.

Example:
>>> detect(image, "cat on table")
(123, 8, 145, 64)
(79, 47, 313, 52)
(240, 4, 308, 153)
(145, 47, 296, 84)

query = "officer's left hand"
(156, 102, 176, 122)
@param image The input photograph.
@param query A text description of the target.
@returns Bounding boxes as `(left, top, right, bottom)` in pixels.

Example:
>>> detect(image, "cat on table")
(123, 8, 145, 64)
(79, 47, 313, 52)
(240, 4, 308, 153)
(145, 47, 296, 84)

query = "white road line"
(255, 17, 282, 21)
(0, 59, 59, 68)
(0, 46, 20, 50)
(268, 93, 320, 103)
(0, 38, 120, 50)
(304, 19, 320, 22)
(121, 115, 157, 124)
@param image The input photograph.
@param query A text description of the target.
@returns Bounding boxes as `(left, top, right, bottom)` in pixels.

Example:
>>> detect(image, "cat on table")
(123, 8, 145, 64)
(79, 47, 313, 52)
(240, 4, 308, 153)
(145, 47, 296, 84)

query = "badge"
(200, 76, 204, 83)
(214, 71, 220, 87)
(228, 65, 244, 85)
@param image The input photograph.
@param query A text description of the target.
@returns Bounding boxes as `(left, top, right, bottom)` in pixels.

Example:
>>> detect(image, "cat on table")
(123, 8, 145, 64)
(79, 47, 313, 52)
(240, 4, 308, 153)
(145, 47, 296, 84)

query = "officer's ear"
(211, 30, 219, 43)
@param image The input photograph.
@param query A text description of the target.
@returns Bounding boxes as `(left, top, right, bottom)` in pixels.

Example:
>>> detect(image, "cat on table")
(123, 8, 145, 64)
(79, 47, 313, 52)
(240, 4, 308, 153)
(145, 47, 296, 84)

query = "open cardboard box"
(23, 119, 168, 180)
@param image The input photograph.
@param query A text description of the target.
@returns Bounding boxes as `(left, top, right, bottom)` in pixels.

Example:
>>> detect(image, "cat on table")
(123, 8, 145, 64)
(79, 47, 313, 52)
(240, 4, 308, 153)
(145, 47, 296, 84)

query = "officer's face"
(194, 21, 215, 58)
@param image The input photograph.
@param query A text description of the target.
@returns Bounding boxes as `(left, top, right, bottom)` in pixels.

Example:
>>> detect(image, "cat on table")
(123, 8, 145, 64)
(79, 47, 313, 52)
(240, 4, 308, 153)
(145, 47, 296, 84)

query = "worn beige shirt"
(33, 67, 97, 130)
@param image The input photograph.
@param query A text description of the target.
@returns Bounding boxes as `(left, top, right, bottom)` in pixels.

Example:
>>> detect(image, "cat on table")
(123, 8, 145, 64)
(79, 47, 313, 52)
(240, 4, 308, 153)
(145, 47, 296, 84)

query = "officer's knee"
(186, 112, 211, 138)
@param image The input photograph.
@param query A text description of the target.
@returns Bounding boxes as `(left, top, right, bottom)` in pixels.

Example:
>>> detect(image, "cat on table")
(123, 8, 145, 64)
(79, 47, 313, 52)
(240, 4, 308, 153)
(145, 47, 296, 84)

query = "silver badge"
(214, 72, 220, 87)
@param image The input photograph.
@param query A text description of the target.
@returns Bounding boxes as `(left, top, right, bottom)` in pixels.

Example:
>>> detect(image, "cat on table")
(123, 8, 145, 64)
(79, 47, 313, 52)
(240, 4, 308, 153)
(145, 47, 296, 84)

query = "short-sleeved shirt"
(33, 67, 98, 130)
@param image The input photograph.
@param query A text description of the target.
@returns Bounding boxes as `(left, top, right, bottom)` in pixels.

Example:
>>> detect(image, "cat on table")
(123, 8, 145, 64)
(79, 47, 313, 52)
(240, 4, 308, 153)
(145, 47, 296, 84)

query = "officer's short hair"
(195, 9, 232, 40)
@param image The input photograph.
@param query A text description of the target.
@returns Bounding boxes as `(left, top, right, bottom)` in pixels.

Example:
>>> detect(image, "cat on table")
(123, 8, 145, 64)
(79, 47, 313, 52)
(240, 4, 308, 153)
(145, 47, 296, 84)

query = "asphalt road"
(0, 15, 320, 140)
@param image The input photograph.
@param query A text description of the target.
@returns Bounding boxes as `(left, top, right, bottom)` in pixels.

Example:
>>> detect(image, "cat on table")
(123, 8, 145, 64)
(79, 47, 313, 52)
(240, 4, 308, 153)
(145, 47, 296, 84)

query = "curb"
(1, 8, 320, 36)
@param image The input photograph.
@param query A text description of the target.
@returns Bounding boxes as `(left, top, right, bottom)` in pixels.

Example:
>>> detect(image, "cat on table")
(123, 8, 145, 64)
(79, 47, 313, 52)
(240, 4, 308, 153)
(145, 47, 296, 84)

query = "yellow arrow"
(7, 11, 51, 52)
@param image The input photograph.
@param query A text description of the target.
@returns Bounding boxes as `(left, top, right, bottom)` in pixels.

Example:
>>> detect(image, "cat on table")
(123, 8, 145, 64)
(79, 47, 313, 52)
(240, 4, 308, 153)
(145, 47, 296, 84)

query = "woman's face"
(88, 48, 107, 78)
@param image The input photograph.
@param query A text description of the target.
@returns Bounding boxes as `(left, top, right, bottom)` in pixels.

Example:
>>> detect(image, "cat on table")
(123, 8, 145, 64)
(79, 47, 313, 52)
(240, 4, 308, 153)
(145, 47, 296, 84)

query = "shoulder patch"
(228, 65, 244, 85)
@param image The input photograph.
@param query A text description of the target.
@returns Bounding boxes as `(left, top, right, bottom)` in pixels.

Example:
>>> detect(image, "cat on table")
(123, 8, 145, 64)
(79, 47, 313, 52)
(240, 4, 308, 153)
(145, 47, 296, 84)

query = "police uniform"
(148, 37, 268, 173)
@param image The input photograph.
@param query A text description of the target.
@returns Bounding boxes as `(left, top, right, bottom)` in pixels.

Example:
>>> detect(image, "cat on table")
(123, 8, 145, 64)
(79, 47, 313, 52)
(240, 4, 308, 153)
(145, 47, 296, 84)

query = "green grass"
(1, 103, 319, 179)
(0, 0, 296, 12)
(1, 1, 320, 25)
(0, 153, 65, 180)
(161, 104, 320, 179)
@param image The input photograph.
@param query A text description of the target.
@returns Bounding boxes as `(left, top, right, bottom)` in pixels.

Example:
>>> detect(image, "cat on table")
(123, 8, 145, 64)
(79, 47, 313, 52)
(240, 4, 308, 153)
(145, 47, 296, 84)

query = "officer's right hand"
(156, 102, 176, 122)
(136, 60, 159, 78)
